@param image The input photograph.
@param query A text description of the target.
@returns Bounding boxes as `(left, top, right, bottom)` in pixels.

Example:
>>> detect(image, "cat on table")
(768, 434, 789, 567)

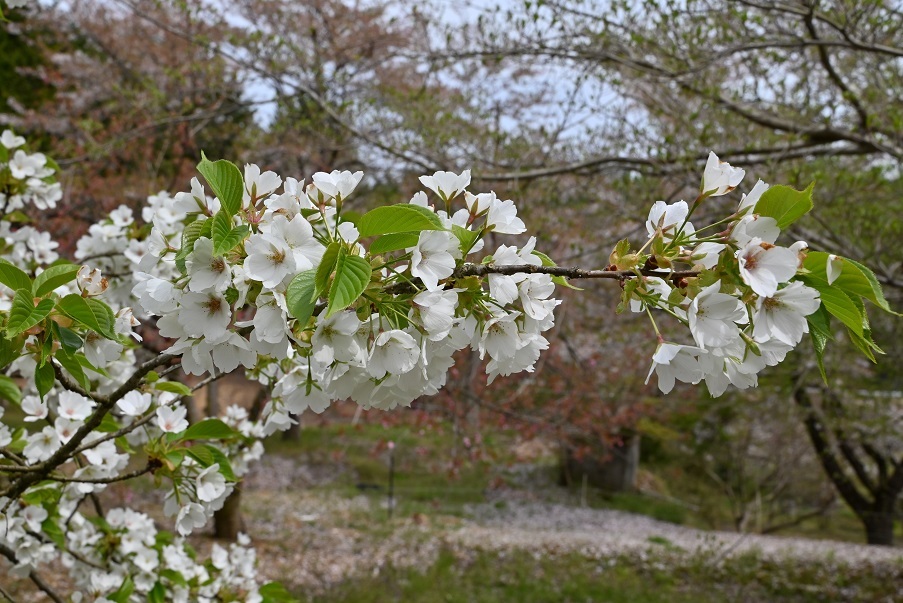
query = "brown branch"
(793, 377, 870, 513)
(452, 263, 698, 281)
(1, 353, 177, 503)
(43, 462, 156, 485)
(803, 7, 870, 130)
(0, 543, 64, 603)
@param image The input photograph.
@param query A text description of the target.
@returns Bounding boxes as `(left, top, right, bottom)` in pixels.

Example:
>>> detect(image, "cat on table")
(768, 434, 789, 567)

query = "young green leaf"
(799, 275, 864, 337)
(357, 204, 445, 238)
(451, 225, 480, 257)
(211, 210, 249, 255)
(753, 182, 814, 229)
(155, 381, 193, 396)
(57, 294, 116, 339)
(33, 263, 80, 297)
(53, 323, 83, 352)
(34, 360, 55, 399)
(0, 260, 33, 293)
(259, 581, 299, 603)
(286, 269, 317, 325)
(315, 243, 341, 300)
(0, 375, 22, 404)
(803, 251, 894, 314)
(370, 232, 420, 255)
(54, 349, 92, 391)
(326, 249, 372, 318)
(176, 418, 239, 442)
(7, 290, 54, 337)
(197, 152, 244, 216)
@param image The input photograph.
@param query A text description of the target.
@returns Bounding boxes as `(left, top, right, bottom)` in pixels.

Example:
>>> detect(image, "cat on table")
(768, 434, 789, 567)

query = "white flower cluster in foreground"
(0, 132, 890, 601)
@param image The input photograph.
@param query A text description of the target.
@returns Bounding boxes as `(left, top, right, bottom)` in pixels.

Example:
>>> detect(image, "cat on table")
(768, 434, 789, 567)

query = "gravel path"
(452, 500, 903, 566)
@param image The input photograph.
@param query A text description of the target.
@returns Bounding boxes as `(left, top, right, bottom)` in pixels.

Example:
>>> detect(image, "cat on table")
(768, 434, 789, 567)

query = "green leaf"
(211, 210, 249, 255)
(753, 182, 814, 229)
(532, 251, 556, 267)
(55, 349, 91, 391)
(197, 152, 244, 216)
(802, 252, 894, 314)
(77, 354, 110, 378)
(148, 581, 166, 603)
(451, 225, 480, 257)
(175, 217, 212, 273)
(357, 204, 445, 238)
(155, 381, 193, 396)
(34, 360, 54, 399)
(326, 250, 372, 318)
(176, 418, 239, 442)
(0, 260, 32, 293)
(370, 232, 420, 255)
(286, 269, 317, 325)
(42, 517, 66, 548)
(185, 444, 215, 467)
(57, 294, 116, 339)
(7, 290, 54, 337)
(107, 574, 134, 603)
(0, 334, 22, 369)
(315, 243, 341, 300)
(184, 445, 237, 481)
(86, 298, 117, 339)
(205, 445, 237, 481)
(159, 569, 188, 587)
(799, 276, 864, 337)
(0, 375, 22, 404)
(33, 263, 80, 297)
(847, 329, 880, 363)
(552, 276, 582, 291)
(806, 305, 832, 384)
(260, 582, 299, 603)
(53, 322, 83, 352)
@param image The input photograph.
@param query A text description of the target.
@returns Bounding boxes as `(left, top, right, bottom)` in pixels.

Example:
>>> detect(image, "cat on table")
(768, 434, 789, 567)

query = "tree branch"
(452, 263, 698, 281)
(0, 543, 64, 603)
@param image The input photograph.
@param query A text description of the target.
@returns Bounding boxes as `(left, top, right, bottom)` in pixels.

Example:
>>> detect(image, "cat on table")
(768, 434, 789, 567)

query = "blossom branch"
(44, 462, 157, 485)
(0, 543, 65, 603)
(70, 369, 228, 457)
(2, 353, 178, 502)
(452, 263, 699, 281)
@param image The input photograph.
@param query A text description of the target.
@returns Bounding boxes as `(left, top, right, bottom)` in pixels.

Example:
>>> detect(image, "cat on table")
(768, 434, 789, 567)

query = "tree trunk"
(863, 510, 895, 546)
(214, 485, 244, 540)
(560, 435, 640, 493)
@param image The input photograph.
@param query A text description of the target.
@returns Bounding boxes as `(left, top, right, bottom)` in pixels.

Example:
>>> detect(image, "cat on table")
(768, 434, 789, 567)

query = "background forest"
(2, 0, 902, 600)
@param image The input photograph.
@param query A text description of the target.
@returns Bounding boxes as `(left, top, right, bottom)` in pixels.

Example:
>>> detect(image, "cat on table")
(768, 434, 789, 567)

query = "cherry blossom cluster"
(630, 153, 881, 396)
(118, 163, 561, 435)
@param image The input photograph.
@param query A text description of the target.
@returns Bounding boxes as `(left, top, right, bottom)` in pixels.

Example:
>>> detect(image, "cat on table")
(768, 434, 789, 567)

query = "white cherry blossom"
(688, 281, 748, 349)
(753, 281, 821, 346)
(646, 343, 707, 394)
(186, 237, 232, 292)
(737, 239, 799, 297)
(419, 170, 471, 201)
(156, 404, 189, 433)
(410, 231, 458, 290)
(702, 151, 745, 196)
(244, 232, 296, 288)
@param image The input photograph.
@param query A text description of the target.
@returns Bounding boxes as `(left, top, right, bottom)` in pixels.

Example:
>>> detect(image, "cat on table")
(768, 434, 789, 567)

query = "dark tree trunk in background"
(214, 486, 244, 540)
(863, 510, 895, 546)
(560, 434, 640, 492)
(795, 382, 903, 546)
